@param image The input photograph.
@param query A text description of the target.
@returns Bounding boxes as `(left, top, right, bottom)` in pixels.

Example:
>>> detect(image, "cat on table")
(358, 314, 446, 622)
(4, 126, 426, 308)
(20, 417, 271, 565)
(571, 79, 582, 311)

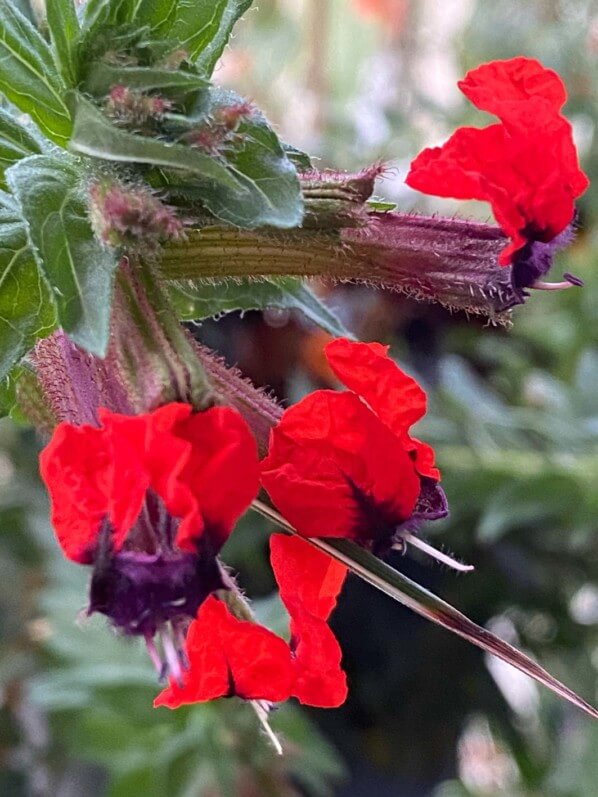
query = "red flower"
(155, 534, 348, 709)
(40, 402, 259, 563)
(406, 57, 588, 281)
(39, 403, 260, 661)
(261, 338, 446, 552)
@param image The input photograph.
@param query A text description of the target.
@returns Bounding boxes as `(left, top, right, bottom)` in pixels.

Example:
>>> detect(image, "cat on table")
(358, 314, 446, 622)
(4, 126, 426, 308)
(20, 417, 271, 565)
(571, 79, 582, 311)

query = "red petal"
(324, 339, 440, 480)
(325, 338, 427, 431)
(261, 391, 421, 543)
(39, 423, 112, 563)
(406, 125, 508, 201)
(172, 406, 260, 552)
(458, 57, 567, 118)
(270, 535, 348, 708)
(291, 612, 348, 708)
(270, 534, 347, 621)
(154, 596, 295, 709)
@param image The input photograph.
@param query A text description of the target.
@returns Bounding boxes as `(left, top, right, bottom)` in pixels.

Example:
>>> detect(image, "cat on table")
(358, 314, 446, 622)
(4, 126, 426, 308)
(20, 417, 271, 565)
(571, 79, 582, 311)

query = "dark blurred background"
(1, 1, 598, 795)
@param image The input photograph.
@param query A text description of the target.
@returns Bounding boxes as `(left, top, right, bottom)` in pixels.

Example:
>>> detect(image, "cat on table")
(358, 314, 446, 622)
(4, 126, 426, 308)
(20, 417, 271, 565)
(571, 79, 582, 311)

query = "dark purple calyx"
(86, 492, 226, 683)
(410, 479, 449, 523)
(89, 536, 224, 637)
(509, 224, 577, 303)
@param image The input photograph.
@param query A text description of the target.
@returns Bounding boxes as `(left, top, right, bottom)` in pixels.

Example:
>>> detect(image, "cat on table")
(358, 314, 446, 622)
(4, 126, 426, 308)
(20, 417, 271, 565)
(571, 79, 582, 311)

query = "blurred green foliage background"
(1, 1, 598, 795)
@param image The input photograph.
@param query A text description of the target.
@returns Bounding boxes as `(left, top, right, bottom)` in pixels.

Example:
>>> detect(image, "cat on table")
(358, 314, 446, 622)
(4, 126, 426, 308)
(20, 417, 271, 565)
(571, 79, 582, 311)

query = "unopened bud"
(105, 85, 170, 130)
(89, 181, 184, 250)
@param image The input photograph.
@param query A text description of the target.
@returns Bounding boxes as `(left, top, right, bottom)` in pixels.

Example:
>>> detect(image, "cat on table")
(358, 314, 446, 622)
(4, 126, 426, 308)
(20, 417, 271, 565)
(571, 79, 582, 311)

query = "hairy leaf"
(47, 0, 81, 86)
(68, 93, 241, 189)
(0, 108, 42, 188)
(6, 155, 119, 356)
(82, 0, 132, 29)
(0, 191, 56, 379)
(170, 276, 352, 338)
(134, 0, 252, 74)
(81, 62, 209, 97)
(161, 88, 303, 228)
(0, 2, 71, 145)
(283, 143, 313, 171)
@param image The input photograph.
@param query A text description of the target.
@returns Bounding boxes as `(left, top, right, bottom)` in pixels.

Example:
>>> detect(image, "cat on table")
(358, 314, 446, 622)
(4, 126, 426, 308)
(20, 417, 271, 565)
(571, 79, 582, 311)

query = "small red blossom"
(39, 403, 260, 657)
(155, 534, 348, 709)
(406, 57, 589, 269)
(40, 403, 259, 563)
(261, 338, 446, 552)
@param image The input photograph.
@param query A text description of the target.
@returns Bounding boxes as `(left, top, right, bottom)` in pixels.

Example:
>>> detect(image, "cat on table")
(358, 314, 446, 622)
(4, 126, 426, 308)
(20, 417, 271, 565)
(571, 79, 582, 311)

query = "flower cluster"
(105, 85, 170, 130)
(37, 56, 589, 724)
(406, 57, 589, 297)
(39, 338, 443, 711)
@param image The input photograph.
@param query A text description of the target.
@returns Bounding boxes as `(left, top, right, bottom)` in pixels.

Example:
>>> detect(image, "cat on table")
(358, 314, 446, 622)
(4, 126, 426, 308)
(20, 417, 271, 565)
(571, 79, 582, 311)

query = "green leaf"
(82, 0, 131, 29)
(163, 88, 303, 228)
(367, 200, 397, 212)
(0, 108, 42, 187)
(0, 191, 55, 380)
(68, 93, 241, 190)
(0, 2, 71, 145)
(283, 142, 313, 171)
(170, 276, 353, 338)
(6, 155, 118, 356)
(134, 0, 252, 73)
(81, 63, 209, 98)
(46, 0, 81, 86)
(254, 500, 598, 723)
(0, 364, 25, 419)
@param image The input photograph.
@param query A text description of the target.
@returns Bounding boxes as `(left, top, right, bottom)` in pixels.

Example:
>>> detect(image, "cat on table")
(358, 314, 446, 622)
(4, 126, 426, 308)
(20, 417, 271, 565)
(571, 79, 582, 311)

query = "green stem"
(114, 256, 215, 410)
(159, 216, 516, 322)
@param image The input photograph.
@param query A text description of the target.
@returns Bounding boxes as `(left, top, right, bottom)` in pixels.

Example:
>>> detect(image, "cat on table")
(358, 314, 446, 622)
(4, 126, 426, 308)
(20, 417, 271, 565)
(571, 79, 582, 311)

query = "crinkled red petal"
(270, 533, 347, 620)
(154, 596, 295, 708)
(270, 534, 348, 708)
(324, 339, 439, 480)
(458, 57, 567, 117)
(291, 612, 348, 708)
(172, 406, 261, 553)
(261, 391, 421, 542)
(325, 339, 427, 431)
(39, 423, 113, 563)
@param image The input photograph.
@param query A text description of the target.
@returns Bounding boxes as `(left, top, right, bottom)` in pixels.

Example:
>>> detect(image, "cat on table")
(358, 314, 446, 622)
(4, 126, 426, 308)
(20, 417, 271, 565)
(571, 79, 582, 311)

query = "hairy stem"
(160, 213, 517, 322)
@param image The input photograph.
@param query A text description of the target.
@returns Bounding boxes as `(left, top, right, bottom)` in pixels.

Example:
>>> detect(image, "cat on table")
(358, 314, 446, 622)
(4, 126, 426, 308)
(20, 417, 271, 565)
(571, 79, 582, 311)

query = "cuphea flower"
(40, 402, 260, 678)
(155, 534, 348, 709)
(406, 57, 589, 299)
(261, 338, 448, 555)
